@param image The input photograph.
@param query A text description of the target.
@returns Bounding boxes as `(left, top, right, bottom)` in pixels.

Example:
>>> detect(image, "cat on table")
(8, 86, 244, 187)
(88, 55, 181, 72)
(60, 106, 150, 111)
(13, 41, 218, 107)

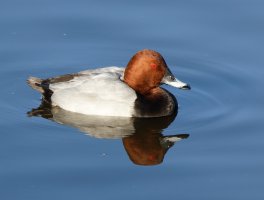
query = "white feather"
(49, 67, 137, 117)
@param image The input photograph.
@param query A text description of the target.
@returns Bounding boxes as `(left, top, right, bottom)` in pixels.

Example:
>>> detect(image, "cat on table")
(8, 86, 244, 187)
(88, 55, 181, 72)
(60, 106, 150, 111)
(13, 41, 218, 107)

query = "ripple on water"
(168, 58, 248, 132)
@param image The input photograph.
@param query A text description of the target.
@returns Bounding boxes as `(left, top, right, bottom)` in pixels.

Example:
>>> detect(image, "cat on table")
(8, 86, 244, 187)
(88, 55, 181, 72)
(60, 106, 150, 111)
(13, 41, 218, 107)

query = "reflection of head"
(123, 130, 189, 166)
(122, 114, 188, 166)
(123, 132, 167, 165)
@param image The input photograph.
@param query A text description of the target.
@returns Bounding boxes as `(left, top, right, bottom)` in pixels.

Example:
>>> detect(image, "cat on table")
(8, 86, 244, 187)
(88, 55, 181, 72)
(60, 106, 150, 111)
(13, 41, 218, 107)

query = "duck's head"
(124, 49, 190, 94)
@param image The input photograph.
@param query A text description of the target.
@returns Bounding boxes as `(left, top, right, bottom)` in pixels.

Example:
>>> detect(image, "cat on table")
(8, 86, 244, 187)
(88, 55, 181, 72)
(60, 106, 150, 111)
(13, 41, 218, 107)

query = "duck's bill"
(162, 68, 191, 90)
(160, 134, 189, 149)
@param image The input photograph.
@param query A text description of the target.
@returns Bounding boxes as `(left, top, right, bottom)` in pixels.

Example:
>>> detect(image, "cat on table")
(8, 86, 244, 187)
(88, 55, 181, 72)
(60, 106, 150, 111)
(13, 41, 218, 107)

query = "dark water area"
(1, 0, 264, 199)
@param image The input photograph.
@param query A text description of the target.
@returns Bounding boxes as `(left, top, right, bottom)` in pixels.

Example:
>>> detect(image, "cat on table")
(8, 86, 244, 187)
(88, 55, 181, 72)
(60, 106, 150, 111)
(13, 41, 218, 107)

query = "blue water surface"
(0, 0, 264, 199)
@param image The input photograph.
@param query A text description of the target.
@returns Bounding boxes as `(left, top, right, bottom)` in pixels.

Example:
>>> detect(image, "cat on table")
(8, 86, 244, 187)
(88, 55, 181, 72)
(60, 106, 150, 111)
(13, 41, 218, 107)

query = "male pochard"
(27, 49, 190, 117)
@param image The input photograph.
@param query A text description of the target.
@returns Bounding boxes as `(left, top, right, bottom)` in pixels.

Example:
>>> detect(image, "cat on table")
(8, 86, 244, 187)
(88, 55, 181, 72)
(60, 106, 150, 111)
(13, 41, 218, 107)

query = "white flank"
(49, 67, 137, 117)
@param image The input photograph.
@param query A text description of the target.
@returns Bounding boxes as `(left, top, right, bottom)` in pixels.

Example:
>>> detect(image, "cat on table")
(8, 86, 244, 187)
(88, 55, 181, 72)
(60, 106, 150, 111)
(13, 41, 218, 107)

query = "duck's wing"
(49, 69, 137, 117)
(27, 67, 125, 101)
(49, 67, 125, 93)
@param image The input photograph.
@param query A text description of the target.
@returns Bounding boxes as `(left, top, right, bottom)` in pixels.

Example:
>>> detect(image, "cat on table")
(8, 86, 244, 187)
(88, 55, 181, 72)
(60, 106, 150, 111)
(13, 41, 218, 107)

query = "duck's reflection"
(28, 101, 189, 166)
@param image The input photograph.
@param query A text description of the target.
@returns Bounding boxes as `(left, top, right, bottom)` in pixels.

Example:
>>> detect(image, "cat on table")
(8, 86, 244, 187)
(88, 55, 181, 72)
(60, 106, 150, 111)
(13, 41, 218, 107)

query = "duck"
(27, 49, 190, 117)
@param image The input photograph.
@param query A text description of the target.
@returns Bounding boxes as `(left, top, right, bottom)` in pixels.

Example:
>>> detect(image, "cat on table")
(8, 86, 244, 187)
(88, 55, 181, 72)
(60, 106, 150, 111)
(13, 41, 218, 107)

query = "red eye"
(150, 63, 157, 70)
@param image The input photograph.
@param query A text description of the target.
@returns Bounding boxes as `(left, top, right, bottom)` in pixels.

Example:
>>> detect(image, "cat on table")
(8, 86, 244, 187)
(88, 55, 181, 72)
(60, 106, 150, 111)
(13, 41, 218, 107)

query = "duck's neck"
(125, 81, 156, 95)
(140, 87, 164, 100)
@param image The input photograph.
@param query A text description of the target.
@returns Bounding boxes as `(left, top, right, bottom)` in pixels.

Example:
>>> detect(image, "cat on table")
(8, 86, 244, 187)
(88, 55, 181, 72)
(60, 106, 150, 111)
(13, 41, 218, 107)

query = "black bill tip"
(181, 84, 191, 90)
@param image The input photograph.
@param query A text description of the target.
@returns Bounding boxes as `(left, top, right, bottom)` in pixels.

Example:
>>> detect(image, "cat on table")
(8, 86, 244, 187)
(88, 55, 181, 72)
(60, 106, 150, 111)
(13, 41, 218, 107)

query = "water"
(1, 0, 264, 199)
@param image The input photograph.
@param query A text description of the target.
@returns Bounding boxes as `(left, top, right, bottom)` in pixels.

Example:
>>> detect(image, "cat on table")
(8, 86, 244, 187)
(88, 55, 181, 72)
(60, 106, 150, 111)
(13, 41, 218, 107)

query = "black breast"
(133, 88, 178, 117)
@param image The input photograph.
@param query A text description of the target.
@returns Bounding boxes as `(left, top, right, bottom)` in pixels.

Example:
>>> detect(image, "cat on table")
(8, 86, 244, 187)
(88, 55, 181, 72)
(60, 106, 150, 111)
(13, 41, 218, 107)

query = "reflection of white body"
(51, 107, 188, 144)
(50, 67, 137, 117)
(51, 106, 135, 138)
